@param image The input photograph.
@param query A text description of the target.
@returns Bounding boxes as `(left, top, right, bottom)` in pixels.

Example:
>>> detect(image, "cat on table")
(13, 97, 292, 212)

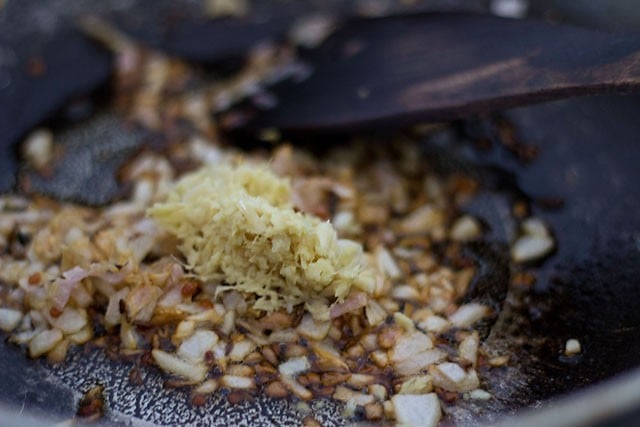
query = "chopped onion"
(311, 341, 349, 372)
(228, 340, 256, 361)
(157, 285, 183, 308)
(221, 375, 255, 389)
(511, 234, 554, 263)
(521, 218, 550, 237)
(105, 288, 130, 327)
(448, 303, 490, 328)
(49, 307, 88, 334)
(392, 393, 441, 427)
(152, 349, 208, 382)
(29, 329, 63, 358)
(347, 374, 375, 389)
(281, 375, 312, 400)
(395, 349, 447, 377)
(68, 326, 93, 344)
(268, 328, 299, 343)
(419, 315, 451, 334)
(368, 384, 387, 401)
(173, 320, 196, 341)
(177, 330, 219, 364)
(458, 331, 479, 367)
(194, 379, 218, 395)
(330, 292, 367, 319)
(565, 338, 582, 356)
(391, 284, 420, 301)
(391, 331, 433, 363)
(279, 356, 310, 377)
(450, 215, 482, 242)
(297, 314, 331, 341)
(120, 321, 141, 350)
(50, 267, 89, 309)
(365, 300, 387, 326)
(398, 375, 433, 394)
(125, 284, 162, 323)
(0, 308, 23, 332)
(333, 385, 375, 406)
(430, 363, 480, 392)
(376, 246, 402, 280)
(469, 389, 492, 400)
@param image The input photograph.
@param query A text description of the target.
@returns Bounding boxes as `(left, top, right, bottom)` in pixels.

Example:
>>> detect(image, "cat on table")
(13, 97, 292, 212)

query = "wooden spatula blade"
(246, 13, 640, 131)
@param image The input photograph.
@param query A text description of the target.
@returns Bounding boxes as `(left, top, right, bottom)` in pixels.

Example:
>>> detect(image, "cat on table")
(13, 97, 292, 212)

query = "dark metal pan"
(1, 1, 640, 426)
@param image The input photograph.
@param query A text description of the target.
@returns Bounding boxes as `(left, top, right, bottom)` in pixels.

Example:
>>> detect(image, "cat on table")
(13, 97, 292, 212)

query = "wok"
(1, 1, 640, 425)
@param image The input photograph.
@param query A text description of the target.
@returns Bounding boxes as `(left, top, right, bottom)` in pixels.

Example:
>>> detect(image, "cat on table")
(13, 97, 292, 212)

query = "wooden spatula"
(243, 13, 640, 132)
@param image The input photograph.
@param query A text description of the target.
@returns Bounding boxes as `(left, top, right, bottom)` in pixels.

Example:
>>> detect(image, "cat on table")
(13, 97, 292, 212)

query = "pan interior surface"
(2, 1, 640, 426)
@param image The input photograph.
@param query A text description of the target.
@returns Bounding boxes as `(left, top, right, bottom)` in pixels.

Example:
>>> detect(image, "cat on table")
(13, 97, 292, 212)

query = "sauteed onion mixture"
(0, 25, 555, 426)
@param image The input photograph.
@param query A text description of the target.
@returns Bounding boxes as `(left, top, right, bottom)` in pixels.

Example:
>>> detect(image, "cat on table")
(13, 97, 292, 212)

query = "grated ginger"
(147, 163, 374, 312)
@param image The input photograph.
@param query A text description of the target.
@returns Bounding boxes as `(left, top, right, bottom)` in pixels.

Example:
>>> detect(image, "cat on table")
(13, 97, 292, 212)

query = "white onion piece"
(430, 363, 480, 392)
(448, 303, 490, 328)
(120, 321, 141, 350)
(0, 308, 22, 332)
(68, 326, 93, 344)
(173, 320, 196, 341)
(228, 340, 256, 362)
(450, 215, 482, 242)
(419, 315, 451, 334)
(194, 379, 218, 395)
(281, 375, 312, 400)
(71, 283, 93, 307)
(49, 307, 87, 334)
(152, 349, 207, 382)
(395, 349, 447, 377)
(511, 235, 554, 263)
(398, 375, 433, 394)
(459, 332, 479, 367)
(297, 314, 331, 341)
(51, 267, 89, 309)
(330, 292, 367, 319)
(177, 330, 219, 364)
(391, 331, 433, 363)
(364, 300, 387, 326)
(92, 262, 133, 284)
(125, 285, 162, 323)
(221, 375, 255, 389)
(157, 285, 183, 308)
(376, 246, 402, 280)
(333, 385, 375, 406)
(469, 389, 492, 400)
(29, 329, 63, 358)
(105, 288, 129, 327)
(392, 393, 441, 427)
(279, 356, 310, 377)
